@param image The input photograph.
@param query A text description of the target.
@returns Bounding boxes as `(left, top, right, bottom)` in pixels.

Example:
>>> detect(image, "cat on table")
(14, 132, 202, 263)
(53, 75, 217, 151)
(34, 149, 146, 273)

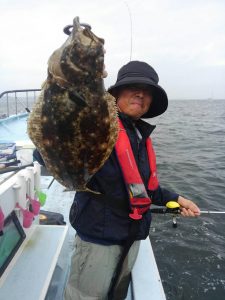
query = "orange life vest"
(115, 119, 159, 220)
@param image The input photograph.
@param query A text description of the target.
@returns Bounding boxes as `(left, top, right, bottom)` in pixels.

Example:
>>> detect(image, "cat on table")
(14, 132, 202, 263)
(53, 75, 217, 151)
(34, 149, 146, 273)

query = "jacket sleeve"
(150, 185, 179, 206)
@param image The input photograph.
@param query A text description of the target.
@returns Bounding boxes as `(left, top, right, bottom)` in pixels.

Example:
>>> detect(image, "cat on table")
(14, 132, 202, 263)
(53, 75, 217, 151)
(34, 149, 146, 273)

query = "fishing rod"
(123, 1, 133, 61)
(151, 201, 225, 228)
(151, 201, 225, 215)
(200, 210, 225, 214)
(15, 96, 31, 113)
(0, 163, 34, 175)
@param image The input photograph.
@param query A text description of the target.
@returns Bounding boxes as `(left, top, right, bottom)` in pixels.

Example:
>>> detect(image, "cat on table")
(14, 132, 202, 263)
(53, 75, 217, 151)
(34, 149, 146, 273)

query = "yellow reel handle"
(166, 201, 180, 209)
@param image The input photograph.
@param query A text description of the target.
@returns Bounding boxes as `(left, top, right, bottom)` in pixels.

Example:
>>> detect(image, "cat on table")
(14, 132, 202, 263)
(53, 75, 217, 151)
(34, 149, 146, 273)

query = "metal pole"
(15, 92, 18, 115)
(6, 93, 9, 117)
(26, 91, 29, 109)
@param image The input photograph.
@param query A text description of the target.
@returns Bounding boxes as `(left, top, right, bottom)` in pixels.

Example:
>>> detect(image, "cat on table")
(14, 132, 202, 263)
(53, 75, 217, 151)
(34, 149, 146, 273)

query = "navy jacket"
(69, 113, 179, 245)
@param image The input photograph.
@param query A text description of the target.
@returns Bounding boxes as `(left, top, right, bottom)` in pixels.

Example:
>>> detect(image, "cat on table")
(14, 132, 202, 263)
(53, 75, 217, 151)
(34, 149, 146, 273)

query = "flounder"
(27, 17, 118, 191)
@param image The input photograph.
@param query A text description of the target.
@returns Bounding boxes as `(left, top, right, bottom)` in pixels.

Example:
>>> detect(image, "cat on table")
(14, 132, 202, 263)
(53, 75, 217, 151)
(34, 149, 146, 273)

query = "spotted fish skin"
(27, 17, 118, 191)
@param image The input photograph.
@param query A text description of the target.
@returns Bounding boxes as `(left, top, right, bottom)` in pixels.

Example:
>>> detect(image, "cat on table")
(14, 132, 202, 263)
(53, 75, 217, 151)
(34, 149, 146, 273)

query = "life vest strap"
(115, 119, 159, 218)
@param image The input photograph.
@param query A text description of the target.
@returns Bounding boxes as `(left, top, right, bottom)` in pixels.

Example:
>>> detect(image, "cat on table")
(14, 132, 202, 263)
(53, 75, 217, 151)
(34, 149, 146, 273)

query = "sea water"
(149, 99, 225, 300)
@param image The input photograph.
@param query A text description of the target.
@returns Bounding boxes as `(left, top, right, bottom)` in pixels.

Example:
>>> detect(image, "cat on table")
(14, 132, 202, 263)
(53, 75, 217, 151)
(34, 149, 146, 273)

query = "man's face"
(117, 84, 153, 119)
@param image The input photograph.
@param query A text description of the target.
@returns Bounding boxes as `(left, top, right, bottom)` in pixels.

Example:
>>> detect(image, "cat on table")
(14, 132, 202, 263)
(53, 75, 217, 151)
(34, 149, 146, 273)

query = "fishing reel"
(151, 201, 181, 228)
(166, 201, 180, 228)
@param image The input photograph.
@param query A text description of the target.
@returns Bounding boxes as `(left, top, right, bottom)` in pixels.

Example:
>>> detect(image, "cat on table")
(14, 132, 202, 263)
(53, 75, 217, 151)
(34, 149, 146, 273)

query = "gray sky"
(1, 0, 225, 99)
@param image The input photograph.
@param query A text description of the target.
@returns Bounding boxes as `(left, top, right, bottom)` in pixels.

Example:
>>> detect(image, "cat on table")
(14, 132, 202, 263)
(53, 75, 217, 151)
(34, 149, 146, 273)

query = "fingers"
(180, 208, 196, 217)
(177, 197, 201, 217)
(180, 206, 201, 217)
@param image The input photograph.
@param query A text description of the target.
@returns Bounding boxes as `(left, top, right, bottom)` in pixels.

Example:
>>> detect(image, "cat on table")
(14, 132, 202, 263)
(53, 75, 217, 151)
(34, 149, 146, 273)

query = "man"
(64, 61, 200, 300)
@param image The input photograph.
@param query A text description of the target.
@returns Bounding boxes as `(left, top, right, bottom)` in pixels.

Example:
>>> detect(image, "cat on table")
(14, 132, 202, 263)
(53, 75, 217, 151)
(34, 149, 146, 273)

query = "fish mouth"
(63, 17, 92, 35)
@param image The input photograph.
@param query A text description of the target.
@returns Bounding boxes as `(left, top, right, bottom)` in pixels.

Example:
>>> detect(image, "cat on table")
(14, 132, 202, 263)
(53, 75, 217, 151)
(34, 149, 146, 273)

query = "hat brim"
(108, 77, 168, 118)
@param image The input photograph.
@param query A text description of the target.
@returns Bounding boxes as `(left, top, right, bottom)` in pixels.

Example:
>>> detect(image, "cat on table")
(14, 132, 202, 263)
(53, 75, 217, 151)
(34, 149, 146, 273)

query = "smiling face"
(116, 84, 153, 119)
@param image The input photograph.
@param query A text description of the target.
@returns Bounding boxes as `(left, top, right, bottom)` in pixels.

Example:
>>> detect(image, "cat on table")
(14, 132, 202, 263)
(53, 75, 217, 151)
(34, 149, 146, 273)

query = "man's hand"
(177, 196, 200, 217)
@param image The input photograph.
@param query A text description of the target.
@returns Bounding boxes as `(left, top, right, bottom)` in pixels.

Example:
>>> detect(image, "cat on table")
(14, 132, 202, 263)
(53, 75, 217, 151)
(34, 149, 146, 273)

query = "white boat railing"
(131, 238, 167, 300)
(0, 89, 41, 119)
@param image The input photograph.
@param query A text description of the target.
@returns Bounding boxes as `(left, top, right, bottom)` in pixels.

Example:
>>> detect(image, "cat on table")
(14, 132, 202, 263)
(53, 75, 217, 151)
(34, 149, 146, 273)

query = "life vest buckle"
(129, 208, 142, 220)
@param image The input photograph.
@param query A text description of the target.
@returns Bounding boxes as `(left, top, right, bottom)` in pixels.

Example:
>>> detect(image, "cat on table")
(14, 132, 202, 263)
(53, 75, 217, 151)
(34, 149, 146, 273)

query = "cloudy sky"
(1, 0, 225, 99)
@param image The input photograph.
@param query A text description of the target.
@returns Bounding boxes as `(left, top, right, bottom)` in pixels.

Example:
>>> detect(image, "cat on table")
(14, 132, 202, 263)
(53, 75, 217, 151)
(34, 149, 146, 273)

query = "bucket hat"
(108, 61, 168, 118)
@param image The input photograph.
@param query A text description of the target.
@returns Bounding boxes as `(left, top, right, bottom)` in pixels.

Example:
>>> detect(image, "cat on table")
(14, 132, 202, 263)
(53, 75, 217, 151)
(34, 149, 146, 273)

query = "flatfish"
(27, 17, 118, 191)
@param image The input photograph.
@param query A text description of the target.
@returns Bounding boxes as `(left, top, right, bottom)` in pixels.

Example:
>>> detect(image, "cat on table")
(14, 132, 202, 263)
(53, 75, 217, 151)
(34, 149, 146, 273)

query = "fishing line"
(123, 1, 133, 61)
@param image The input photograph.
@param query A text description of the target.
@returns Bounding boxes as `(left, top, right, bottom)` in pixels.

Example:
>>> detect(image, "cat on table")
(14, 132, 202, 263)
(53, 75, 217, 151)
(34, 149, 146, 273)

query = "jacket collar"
(118, 112, 156, 139)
